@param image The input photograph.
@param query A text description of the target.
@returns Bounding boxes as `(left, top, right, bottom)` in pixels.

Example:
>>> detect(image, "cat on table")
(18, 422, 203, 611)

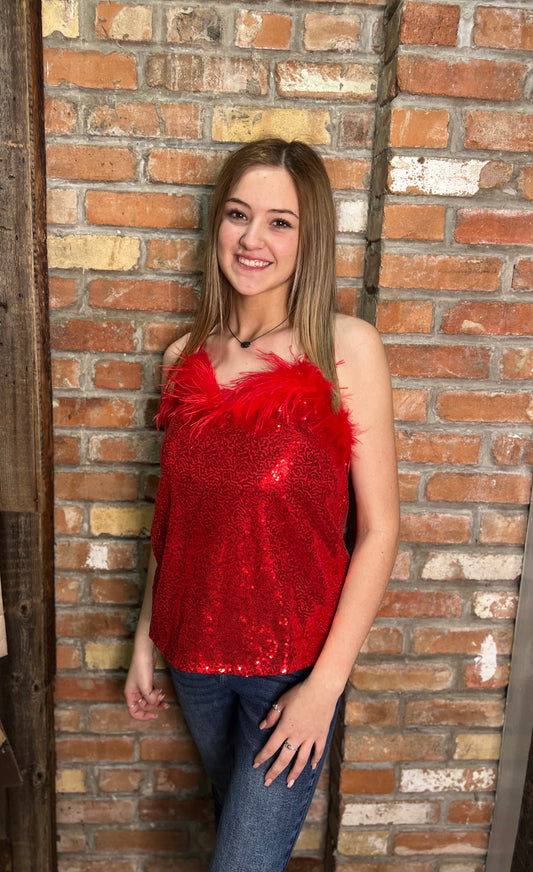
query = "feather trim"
(155, 348, 358, 462)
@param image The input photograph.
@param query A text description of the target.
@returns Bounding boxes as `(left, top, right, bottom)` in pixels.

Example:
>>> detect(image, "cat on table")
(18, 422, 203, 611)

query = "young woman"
(125, 138, 399, 872)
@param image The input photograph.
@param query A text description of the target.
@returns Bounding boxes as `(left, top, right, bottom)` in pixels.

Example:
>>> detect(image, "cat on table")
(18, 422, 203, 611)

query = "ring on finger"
(272, 703, 281, 712)
(285, 742, 296, 752)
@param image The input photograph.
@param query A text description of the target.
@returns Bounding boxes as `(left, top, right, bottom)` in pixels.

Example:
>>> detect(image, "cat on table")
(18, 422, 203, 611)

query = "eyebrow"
(225, 197, 299, 220)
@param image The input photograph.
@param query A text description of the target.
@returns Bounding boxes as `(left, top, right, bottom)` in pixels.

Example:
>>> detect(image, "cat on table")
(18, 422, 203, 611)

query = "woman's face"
(217, 165, 300, 307)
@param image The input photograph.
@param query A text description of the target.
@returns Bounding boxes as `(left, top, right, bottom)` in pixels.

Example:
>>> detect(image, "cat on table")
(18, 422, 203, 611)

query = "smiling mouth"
(236, 255, 272, 268)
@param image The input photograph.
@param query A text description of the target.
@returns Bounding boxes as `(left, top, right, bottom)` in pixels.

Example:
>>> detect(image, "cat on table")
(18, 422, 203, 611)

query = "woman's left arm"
(254, 318, 400, 786)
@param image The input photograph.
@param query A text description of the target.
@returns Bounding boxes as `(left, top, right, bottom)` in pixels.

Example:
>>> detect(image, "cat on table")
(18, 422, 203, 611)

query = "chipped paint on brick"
(389, 156, 490, 196)
(474, 634, 498, 683)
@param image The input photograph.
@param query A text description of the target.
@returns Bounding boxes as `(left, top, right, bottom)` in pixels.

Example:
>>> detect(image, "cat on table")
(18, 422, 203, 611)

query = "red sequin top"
(149, 348, 357, 676)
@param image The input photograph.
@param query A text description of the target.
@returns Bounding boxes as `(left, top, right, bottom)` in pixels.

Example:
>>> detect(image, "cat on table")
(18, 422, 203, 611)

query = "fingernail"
(259, 720, 266, 729)
(264, 778, 272, 787)
(253, 762, 260, 769)
(287, 779, 295, 789)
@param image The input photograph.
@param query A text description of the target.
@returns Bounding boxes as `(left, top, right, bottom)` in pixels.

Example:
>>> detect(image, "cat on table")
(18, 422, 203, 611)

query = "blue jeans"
(170, 666, 340, 872)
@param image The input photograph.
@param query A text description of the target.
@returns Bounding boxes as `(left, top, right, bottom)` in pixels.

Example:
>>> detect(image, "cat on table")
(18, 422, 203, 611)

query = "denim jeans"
(170, 666, 340, 872)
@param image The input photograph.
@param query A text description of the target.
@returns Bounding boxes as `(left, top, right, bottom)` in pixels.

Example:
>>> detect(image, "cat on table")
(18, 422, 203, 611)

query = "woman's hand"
(253, 677, 339, 787)
(124, 640, 168, 720)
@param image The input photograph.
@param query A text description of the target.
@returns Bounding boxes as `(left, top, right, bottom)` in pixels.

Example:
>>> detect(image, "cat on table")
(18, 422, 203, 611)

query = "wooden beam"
(0, 0, 56, 869)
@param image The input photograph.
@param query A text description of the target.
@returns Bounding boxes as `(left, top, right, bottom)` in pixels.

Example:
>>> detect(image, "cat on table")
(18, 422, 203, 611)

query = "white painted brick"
(422, 552, 523, 581)
(473, 591, 518, 619)
(337, 199, 367, 234)
(388, 156, 489, 196)
(341, 801, 435, 826)
(400, 767, 496, 793)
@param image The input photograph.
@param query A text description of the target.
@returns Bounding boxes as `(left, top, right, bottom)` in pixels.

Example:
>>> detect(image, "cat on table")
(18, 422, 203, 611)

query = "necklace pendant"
(240, 341, 251, 348)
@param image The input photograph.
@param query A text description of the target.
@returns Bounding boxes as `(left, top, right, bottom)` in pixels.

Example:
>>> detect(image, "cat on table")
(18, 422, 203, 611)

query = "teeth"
(237, 256, 270, 268)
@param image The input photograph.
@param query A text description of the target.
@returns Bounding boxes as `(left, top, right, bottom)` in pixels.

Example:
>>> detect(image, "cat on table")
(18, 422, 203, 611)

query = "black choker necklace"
(227, 316, 289, 349)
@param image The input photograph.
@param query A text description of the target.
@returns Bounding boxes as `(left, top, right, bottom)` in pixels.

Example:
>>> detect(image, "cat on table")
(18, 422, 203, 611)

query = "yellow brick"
(295, 824, 324, 852)
(90, 506, 154, 537)
(85, 642, 132, 671)
(454, 733, 501, 760)
(212, 107, 331, 145)
(47, 235, 140, 271)
(42, 0, 79, 38)
(56, 768, 86, 793)
(337, 830, 388, 856)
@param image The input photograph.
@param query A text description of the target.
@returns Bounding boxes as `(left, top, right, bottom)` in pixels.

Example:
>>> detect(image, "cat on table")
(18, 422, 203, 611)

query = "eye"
(272, 218, 292, 229)
(226, 208, 247, 221)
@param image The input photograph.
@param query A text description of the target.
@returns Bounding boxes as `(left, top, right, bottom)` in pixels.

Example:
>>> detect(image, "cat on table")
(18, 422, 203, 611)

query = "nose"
(240, 219, 263, 249)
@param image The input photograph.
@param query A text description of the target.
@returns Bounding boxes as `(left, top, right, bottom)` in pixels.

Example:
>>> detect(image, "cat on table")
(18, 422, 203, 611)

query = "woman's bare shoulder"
(162, 333, 191, 368)
(334, 314, 384, 363)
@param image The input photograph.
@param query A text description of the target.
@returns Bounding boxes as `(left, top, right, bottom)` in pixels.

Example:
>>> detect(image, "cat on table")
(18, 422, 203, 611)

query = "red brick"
(400, 512, 470, 544)
(49, 277, 77, 309)
(95, 829, 188, 853)
(54, 397, 135, 429)
(85, 191, 198, 229)
(94, 360, 142, 390)
(45, 97, 77, 134)
(56, 610, 130, 639)
(55, 506, 84, 534)
(352, 662, 452, 692)
(426, 472, 531, 504)
(518, 167, 533, 201)
(48, 189, 77, 225)
(46, 145, 137, 181)
(398, 472, 420, 502)
(400, 2, 460, 46)
(336, 243, 365, 278)
(345, 732, 446, 762)
(413, 627, 512, 656)
(56, 644, 82, 670)
(89, 278, 197, 313)
(146, 54, 268, 95)
(474, 6, 533, 50)
(88, 434, 158, 464)
(336, 864, 433, 872)
(360, 627, 403, 656)
(492, 435, 533, 466)
(90, 705, 182, 733)
(153, 767, 202, 792)
(337, 287, 357, 316)
(160, 103, 201, 139)
(57, 799, 134, 824)
(139, 797, 212, 822)
(344, 699, 399, 726)
(395, 430, 481, 464)
(276, 61, 377, 101)
(465, 662, 510, 689)
(405, 699, 504, 727)
(304, 13, 361, 51)
(465, 110, 533, 153)
(392, 390, 429, 422)
(323, 158, 370, 191)
(380, 253, 501, 291)
(386, 345, 490, 379)
(438, 391, 532, 424)
(397, 56, 525, 101)
(394, 831, 488, 855)
(140, 736, 200, 762)
(448, 800, 493, 825)
(455, 210, 533, 246)
(92, 577, 141, 604)
(480, 512, 527, 545)
(146, 238, 202, 272)
(377, 301, 433, 333)
(479, 160, 514, 190)
(88, 102, 159, 137)
(56, 737, 135, 762)
(166, 7, 221, 45)
(378, 591, 462, 619)
(54, 436, 80, 465)
(55, 577, 80, 603)
(52, 358, 81, 389)
(443, 302, 533, 336)
(501, 349, 533, 381)
(383, 203, 445, 241)
(55, 676, 128, 701)
(390, 107, 449, 148)
(52, 320, 135, 352)
(147, 148, 224, 185)
(236, 11, 291, 49)
(341, 109, 373, 148)
(513, 259, 533, 290)
(43, 48, 137, 89)
(55, 471, 137, 501)
(143, 321, 192, 352)
(340, 769, 395, 795)
(95, 2, 152, 41)
(99, 769, 143, 792)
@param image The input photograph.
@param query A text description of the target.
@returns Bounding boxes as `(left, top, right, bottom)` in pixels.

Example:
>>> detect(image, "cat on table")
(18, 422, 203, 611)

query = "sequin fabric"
(149, 348, 357, 676)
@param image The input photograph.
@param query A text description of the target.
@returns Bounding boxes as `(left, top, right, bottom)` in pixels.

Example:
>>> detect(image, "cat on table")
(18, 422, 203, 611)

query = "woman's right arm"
(124, 548, 168, 720)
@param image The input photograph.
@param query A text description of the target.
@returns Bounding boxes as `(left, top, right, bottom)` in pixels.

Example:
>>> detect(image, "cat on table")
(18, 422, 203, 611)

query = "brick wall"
(43, 0, 532, 870)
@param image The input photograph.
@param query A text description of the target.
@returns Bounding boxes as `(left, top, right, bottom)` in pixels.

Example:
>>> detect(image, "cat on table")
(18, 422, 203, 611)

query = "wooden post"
(0, 0, 56, 869)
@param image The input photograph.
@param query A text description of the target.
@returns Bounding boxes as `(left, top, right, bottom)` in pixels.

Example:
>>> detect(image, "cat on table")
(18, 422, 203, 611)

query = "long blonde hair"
(186, 138, 340, 407)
